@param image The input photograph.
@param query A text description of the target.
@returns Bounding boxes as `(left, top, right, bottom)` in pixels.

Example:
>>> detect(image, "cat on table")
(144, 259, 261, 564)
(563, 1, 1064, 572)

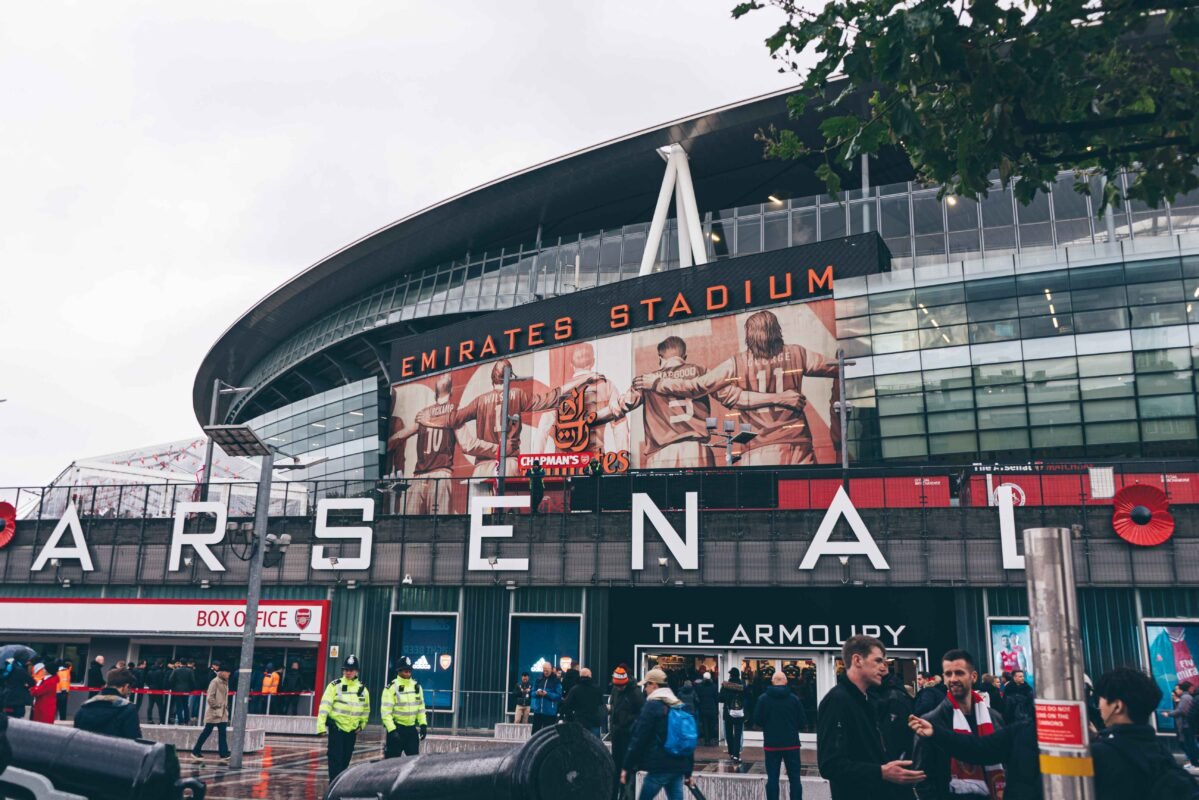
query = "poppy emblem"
(295, 609, 312, 630)
(0, 502, 15, 550)
(1112, 484, 1174, 547)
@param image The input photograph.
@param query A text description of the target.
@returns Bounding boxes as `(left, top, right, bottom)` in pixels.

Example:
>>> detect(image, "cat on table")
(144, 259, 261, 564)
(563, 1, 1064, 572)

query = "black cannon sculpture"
(326, 723, 614, 800)
(0, 715, 205, 800)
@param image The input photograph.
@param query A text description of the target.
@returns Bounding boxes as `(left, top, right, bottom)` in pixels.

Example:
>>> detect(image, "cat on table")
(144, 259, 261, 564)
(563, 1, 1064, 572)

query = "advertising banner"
(989, 619, 1035, 689)
(1146, 622, 1199, 732)
(388, 614, 458, 711)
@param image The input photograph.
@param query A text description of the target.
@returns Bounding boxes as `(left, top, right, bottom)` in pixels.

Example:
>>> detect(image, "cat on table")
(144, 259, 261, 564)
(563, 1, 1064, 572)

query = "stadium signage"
(648, 621, 908, 647)
(391, 234, 888, 381)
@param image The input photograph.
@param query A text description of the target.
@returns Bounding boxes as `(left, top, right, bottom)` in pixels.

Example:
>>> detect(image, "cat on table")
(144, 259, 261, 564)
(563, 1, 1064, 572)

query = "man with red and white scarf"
(916, 649, 1006, 800)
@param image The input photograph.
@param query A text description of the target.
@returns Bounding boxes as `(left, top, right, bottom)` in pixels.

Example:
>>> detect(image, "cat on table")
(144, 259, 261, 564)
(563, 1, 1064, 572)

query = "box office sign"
(0, 599, 327, 641)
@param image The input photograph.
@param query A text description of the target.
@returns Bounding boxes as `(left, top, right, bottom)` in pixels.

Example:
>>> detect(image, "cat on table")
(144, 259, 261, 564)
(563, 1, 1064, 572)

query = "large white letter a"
(798, 486, 889, 570)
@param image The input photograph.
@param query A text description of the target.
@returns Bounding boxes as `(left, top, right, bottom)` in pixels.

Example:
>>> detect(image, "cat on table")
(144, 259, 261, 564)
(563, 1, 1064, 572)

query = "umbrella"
(0, 645, 37, 664)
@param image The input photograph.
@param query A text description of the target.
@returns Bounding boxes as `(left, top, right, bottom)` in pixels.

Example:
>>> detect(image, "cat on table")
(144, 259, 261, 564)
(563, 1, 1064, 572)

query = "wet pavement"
(181, 730, 814, 799)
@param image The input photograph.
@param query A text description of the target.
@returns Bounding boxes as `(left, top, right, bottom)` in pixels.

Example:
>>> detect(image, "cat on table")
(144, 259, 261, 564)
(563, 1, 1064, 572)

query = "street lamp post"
(200, 380, 251, 502)
(833, 349, 856, 472)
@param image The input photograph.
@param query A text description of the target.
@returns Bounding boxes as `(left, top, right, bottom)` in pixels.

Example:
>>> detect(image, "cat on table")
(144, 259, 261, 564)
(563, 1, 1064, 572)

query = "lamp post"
(833, 349, 856, 472)
(705, 418, 757, 466)
(203, 424, 324, 769)
(200, 380, 251, 502)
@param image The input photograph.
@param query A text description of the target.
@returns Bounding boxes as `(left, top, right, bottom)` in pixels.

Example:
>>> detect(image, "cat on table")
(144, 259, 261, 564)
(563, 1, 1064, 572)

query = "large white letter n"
(798, 486, 889, 570)
(631, 492, 698, 570)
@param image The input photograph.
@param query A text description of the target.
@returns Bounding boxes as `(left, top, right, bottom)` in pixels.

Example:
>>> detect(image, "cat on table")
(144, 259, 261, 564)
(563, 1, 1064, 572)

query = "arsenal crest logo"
(295, 609, 312, 630)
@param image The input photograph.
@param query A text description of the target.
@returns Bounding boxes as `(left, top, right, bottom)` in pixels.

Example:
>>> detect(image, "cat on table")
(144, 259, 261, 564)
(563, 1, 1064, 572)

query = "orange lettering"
(444, 345, 451, 366)
(706, 285, 728, 311)
(554, 316, 573, 340)
(640, 297, 662, 321)
(480, 335, 497, 357)
(769, 273, 793, 300)
(668, 292, 692, 318)
(528, 323, 545, 346)
(420, 350, 437, 371)
(459, 340, 476, 362)
(610, 305, 629, 329)
(744, 279, 752, 304)
(503, 328, 521, 351)
(401, 356, 415, 378)
(808, 265, 834, 293)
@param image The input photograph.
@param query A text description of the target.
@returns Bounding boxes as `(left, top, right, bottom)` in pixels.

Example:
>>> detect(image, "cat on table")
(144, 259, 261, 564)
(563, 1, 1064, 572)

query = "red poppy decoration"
(0, 502, 15, 550)
(1111, 485, 1174, 547)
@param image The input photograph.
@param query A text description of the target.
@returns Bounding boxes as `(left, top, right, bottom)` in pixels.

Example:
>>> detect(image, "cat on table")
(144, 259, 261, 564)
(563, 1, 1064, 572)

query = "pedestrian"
(527, 459, 546, 514)
(562, 666, 605, 736)
(28, 662, 58, 724)
(74, 668, 141, 739)
(168, 659, 197, 725)
(86, 655, 105, 698)
(915, 649, 1005, 800)
(1165, 681, 1199, 768)
(1003, 670, 1034, 722)
(755, 670, 807, 800)
(531, 662, 562, 733)
(2, 658, 34, 719)
(909, 713, 1040, 799)
(695, 672, 719, 747)
(56, 659, 72, 721)
(620, 668, 697, 800)
(190, 663, 231, 762)
(131, 660, 147, 714)
(879, 670, 916, 762)
(816, 634, 925, 799)
(511, 671, 533, 725)
(145, 659, 167, 724)
(381, 657, 427, 758)
(608, 664, 645, 799)
(914, 672, 948, 716)
(280, 661, 304, 716)
(317, 655, 370, 782)
(718, 667, 747, 764)
(677, 680, 697, 721)
(259, 663, 280, 714)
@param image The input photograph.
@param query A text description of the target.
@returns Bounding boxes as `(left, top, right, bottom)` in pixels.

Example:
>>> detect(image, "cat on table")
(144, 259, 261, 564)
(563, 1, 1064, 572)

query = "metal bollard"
(1, 716, 206, 800)
(325, 722, 612, 800)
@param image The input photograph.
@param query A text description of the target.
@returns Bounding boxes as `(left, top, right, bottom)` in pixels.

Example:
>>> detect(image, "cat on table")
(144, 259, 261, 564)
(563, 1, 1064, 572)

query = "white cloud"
(0, 0, 801, 486)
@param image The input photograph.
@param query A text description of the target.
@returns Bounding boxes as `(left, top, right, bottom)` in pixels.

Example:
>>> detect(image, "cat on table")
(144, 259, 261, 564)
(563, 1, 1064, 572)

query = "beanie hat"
(611, 665, 630, 686)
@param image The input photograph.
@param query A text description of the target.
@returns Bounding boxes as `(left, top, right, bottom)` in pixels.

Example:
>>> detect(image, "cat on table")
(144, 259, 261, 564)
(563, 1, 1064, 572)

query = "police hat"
(396, 657, 413, 671)
(343, 655, 360, 670)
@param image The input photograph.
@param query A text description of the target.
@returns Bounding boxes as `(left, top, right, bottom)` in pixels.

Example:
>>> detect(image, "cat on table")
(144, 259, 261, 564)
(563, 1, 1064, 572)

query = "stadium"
(4, 86, 1199, 736)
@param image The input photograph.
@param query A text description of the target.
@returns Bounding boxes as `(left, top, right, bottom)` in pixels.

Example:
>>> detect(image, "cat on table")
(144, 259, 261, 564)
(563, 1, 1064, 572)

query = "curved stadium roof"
(194, 83, 913, 426)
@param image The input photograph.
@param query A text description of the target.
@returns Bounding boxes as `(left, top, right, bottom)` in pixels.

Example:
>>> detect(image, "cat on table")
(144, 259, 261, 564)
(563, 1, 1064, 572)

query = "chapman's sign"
(26, 485, 1029, 577)
(390, 234, 888, 381)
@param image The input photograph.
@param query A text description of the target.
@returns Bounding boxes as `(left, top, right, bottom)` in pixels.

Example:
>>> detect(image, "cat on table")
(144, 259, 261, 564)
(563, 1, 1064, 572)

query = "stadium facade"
(5, 87, 1199, 734)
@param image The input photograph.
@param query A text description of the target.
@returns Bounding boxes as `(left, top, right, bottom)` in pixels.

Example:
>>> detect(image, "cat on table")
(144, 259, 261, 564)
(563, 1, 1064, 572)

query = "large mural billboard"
(388, 299, 840, 514)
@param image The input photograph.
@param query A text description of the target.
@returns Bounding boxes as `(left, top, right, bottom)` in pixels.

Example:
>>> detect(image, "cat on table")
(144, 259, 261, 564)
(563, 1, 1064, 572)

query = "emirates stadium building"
(4, 87, 1199, 736)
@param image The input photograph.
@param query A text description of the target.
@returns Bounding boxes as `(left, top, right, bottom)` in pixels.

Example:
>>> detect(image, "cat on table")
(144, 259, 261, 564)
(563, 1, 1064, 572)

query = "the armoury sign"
(26, 484, 1033, 576)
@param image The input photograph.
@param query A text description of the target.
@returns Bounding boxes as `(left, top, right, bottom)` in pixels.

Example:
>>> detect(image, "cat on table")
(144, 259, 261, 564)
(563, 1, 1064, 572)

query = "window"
(1139, 395, 1196, 418)
(974, 362, 1024, 385)
(916, 283, 966, 307)
(1124, 257, 1182, 284)
(1083, 399, 1135, 422)
(980, 429, 1030, 451)
(1073, 308, 1129, 333)
(869, 290, 916, 314)
(926, 388, 975, 412)
(1137, 371, 1193, 395)
(1069, 262, 1124, 290)
(763, 213, 789, 251)
(967, 298, 1020, 322)
(1027, 380, 1080, 404)
(1032, 425, 1083, 448)
(1079, 374, 1135, 399)
(871, 310, 919, 333)
(1135, 348, 1191, 373)
(791, 209, 817, 246)
(1027, 401, 1082, 424)
(1130, 304, 1187, 327)
(925, 410, 976, 431)
(929, 431, 978, 454)
(978, 406, 1028, 429)
(975, 384, 1026, 408)
(821, 204, 847, 241)
(1077, 352, 1132, 377)
(1085, 421, 1139, 445)
(737, 217, 762, 254)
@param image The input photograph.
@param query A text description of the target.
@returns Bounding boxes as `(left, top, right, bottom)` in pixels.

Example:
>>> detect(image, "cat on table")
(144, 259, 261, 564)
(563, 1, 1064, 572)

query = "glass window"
(763, 213, 788, 251)
(918, 303, 967, 327)
(1137, 371, 1193, 395)
(923, 366, 973, 391)
(791, 208, 817, 246)
(1128, 281, 1183, 305)
(1018, 291, 1070, 317)
(1139, 395, 1196, 418)
(737, 217, 762, 254)
(1032, 425, 1084, 448)
(1027, 380, 1080, 404)
(871, 310, 918, 333)
(1135, 348, 1191, 372)
(926, 388, 975, 412)
(1131, 304, 1188, 328)
(1083, 399, 1135, 422)
(980, 428, 1030, 451)
(878, 394, 925, 416)
(978, 406, 1028, 429)
(1124, 257, 1182, 284)
(879, 196, 911, 239)
(1079, 373, 1135, 398)
(970, 320, 1021, 343)
(1078, 352, 1132, 377)
(872, 330, 922, 355)
(821, 204, 846, 240)
(925, 410, 976, 432)
(1075, 330, 1132, 354)
(1025, 357, 1077, 380)
(1016, 191, 1052, 247)
(838, 316, 871, 337)
(1070, 285, 1126, 310)
(967, 298, 1020, 322)
(1085, 421, 1140, 445)
(1073, 307, 1129, 333)
(881, 436, 928, 459)
(875, 372, 924, 395)
(880, 415, 927, 436)
(836, 296, 870, 319)
(976, 384, 1026, 407)
(974, 361, 1024, 385)
(1016, 269, 1071, 297)
(1019, 315, 1072, 338)
(981, 182, 1015, 227)
(1027, 401, 1082, 424)
(929, 431, 978, 454)
(1142, 418, 1198, 442)
(912, 195, 944, 235)
(1069, 262, 1125, 290)
(965, 277, 1017, 302)
(915, 283, 966, 307)
(920, 324, 969, 348)
(709, 220, 730, 258)
(868, 290, 916, 315)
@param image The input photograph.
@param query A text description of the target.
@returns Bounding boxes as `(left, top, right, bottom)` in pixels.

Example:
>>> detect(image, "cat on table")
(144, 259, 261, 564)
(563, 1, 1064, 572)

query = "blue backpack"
(663, 704, 698, 756)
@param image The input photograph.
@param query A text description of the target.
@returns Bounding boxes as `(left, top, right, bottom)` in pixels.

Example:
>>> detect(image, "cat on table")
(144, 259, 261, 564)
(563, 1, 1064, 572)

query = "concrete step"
(139, 723, 265, 754)
(494, 722, 532, 741)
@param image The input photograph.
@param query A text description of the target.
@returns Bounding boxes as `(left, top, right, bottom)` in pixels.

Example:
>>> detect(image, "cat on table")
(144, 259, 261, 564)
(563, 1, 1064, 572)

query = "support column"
(638, 155, 679, 276)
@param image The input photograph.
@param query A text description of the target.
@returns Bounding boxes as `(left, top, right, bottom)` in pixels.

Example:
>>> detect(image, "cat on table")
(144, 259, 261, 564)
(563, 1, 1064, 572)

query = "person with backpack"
(755, 670, 807, 800)
(620, 668, 696, 800)
(562, 667, 605, 736)
(719, 667, 747, 764)
(316, 655, 371, 781)
(1164, 682, 1199, 770)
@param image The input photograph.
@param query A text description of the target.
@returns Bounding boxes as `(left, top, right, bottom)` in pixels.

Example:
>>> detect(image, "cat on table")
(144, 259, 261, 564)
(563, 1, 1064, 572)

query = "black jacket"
(74, 689, 142, 740)
(86, 660, 105, 688)
(623, 692, 694, 778)
(2, 668, 33, 709)
(167, 666, 197, 693)
(816, 675, 911, 800)
(511, 679, 532, 709)
(914, 685, 948, 716)
(718, 680, 746, 722)
(144, 666, 166, 691)
(926, 720, 1040, 800)
(916, 697, 1005, 800)
(609, 684, 645, 736)
(694, 679, 719, 716)
(1091, 723, 1196, 800)
(562, 677, 605, 728)
(1003, 682, 1034, 722)
(281, 667, 304, 693)
(0, 714, 11, 774)
(754, 685, 807, 749)
(879, 676, 916, 761)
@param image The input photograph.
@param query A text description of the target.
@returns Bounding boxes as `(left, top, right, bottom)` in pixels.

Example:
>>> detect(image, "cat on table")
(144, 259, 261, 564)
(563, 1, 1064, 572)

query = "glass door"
(734, 653, 821, 742)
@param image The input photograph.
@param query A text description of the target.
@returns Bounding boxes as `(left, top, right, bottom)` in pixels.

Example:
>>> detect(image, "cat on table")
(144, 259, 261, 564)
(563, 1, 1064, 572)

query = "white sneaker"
(1184, 764, 1199, 774)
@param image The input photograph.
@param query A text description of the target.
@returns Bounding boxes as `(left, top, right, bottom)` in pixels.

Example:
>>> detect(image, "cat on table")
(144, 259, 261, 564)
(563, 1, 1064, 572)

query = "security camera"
(402, 574, 414, 585)
(183, 556, 193, 567)
(49, 558, 60, 568)
(487, 556, 499, 567)
(657, 557, 669, 568)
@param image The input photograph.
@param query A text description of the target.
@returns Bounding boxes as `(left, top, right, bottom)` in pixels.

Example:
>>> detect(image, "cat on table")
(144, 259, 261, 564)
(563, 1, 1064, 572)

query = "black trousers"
(327, 726, 358, 781)
(700, 712, 718, 744)
(56, 692, 69, 721)
(530, 487, 544, 514)
(279, 695, 298, 715)
(764, 748, 803, 800)
(192, 722, 229, 757)
(531, 713, 556, 733)
(385, 725, 420, 757)
(148, 695, 167, 723)
(610, 730, 631, 800)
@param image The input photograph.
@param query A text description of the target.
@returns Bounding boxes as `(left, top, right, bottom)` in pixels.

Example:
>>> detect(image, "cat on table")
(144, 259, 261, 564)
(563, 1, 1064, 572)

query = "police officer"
(381, 656, 428, 757)
(317, 655, 370, 781)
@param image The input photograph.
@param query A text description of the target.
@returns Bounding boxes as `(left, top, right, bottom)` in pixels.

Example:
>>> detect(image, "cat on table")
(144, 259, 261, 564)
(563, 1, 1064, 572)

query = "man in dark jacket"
(280, 661, 304, 715)
(2, 660, 35, 719)
(86, 655, 105, 698)
(916, 650, 1004, 800)
(621, 668, 694, 799)
(167, 660, 197, 725)
(909, 716, 1039, 800)
(817, 635, 924, 800)
(511, 672, 533, 724)
(1003, 670, 1034, 722)
(608, 665, 644, 799)
(695, 672, 719, 746)
(719, 668, 747, 764)
(74, 668, 142, 740)
(914, 672, 948, 717)
(562, 667, 605, 735)
(755, 670, 807, 800)
(144, 660, 167, 723)
(879, 670, 916, 761)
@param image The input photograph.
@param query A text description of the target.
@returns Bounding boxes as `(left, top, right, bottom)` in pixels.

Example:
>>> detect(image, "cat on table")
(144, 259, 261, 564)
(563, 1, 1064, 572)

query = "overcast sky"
(0, 0, 804, 487)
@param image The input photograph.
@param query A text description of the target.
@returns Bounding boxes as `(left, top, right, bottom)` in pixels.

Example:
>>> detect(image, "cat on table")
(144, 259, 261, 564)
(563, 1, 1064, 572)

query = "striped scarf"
(948, 690, 1006, 799)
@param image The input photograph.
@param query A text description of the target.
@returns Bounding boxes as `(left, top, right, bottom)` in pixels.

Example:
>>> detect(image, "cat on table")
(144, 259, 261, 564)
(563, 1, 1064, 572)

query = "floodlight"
(203, 425, 271, 458)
